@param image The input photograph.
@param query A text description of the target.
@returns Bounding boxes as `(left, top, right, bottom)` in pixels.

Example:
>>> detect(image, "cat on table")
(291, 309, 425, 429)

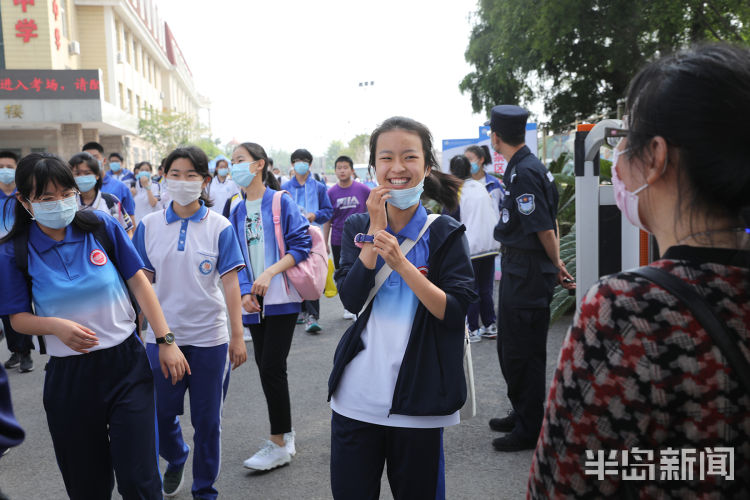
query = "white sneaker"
(481, 324, 498, 339)
(243, 440, 291, 471)
(243, 326, 253, 342)
(342, 310, 356, 320)
(284, 430, 296, 456)
(468, 329, 482, 343)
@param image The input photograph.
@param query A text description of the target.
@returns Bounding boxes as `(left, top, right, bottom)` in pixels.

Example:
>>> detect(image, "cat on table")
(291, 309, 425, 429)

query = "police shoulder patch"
(516, 193, 535, 215)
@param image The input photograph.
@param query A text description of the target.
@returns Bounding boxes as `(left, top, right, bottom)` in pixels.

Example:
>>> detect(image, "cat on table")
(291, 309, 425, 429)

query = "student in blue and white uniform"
(0, 153, 190, 499)
(132, 161, 162, 226)
(69, 152, 134, 236)
(82, 142, 136, 219)
(107, 152, 136, 189)
(207, 155, 240, 216)
(0, 150, 35, 374)
(281, 148, 332, 333)
(132, 146, 247, 500)
(328, 117, 476, 500)
(226, 142, 312, 472)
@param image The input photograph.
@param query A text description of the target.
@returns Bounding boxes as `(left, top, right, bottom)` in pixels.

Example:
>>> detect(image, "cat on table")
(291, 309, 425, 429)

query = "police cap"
(485, 105, 529, 137)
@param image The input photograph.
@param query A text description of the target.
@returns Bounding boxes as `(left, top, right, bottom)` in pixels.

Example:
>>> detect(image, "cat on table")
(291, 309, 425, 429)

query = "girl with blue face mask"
(69, 152, 134, 237)
(207, 157, 241, 216)
(132, 161, 161, 226)
(227, 142, 311, 472)
(0, 153, 189, 499)
(328, 117, 476, 500)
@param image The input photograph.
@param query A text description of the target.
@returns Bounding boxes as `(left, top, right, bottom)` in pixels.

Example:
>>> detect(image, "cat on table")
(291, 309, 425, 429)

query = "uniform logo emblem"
(90, 249, 107, 266)
(199, 259, 213, 275)
(502, 208, 510, 224)
(516, 194, 535, 215)
(417, 266, 429, 276)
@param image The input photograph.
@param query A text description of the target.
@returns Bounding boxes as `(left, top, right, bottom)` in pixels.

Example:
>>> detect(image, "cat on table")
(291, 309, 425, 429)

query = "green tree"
(341, 133, 370, 164)
(325, 140, 345, 172)
(138, 108, 200, 158)
(193, 137, 224, 159)
(460, 0, 750, 130)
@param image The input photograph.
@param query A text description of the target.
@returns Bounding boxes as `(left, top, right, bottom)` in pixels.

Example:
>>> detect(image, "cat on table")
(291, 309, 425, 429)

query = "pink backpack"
(272, 190, 328, 300)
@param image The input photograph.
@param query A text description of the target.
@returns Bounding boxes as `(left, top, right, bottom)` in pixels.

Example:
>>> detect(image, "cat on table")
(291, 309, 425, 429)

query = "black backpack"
(13, 222, 138, 354)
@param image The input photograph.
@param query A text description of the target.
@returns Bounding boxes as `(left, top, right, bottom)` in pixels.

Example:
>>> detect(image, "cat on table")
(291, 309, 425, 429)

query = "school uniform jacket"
(228, 188, 312, 324)
(328, 212, 478, 416)
(280, 176, 333, 224)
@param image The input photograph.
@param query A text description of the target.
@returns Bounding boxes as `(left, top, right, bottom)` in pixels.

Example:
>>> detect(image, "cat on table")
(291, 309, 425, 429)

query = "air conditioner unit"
(116, 52, 125, 64)
(68, 41, 81, 55)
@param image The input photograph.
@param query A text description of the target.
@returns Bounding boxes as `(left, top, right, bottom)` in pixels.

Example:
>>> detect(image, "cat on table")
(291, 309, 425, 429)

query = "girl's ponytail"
(423, 170, 462, 213)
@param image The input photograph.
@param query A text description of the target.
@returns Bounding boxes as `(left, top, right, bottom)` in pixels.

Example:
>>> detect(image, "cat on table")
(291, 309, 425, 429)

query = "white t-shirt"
(208, 176, 240, 215)
(133, 180, 162, 226)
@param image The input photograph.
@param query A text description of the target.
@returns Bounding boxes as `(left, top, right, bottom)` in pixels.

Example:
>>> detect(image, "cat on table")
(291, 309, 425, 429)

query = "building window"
(136, 95, 141, 118)
(128, 89, 134, 114)
(60, 0, 69, 39)
(119, 83, 125, 110)
(31, 147, 47, 153)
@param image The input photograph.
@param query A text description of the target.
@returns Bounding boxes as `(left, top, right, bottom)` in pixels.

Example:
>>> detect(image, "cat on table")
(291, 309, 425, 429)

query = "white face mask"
(166, 179, 204, 206)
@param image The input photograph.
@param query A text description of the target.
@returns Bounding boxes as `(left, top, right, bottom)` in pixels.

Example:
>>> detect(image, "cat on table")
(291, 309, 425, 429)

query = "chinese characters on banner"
(11, 0, 62, 51)
(0, 70, 102, 100)
(584, 447, 735, 482)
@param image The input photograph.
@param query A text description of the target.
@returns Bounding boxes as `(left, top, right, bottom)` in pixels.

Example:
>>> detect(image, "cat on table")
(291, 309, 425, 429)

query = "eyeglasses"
(604, 127, 628, 149)
(29, 190, 79, 205)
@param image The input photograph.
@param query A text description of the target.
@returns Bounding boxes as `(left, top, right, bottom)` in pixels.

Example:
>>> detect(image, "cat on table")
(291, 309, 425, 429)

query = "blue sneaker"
(305, 317, 321, 334)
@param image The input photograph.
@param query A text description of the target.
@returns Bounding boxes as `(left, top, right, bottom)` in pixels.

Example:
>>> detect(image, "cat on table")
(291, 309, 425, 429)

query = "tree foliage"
(138, 108, 201, 159)
(324, 133, 371, 171)
(461, 0, 750, 130)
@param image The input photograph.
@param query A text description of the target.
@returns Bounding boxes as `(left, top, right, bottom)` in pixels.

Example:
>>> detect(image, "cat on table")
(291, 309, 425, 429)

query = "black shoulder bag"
(629, 266, 750, 395)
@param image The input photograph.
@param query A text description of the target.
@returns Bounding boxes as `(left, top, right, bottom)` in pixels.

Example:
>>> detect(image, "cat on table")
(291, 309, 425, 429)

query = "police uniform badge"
(516, 194, 535, 215)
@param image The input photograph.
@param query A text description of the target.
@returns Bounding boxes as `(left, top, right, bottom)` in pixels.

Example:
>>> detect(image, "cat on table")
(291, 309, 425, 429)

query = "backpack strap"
(272, 190, 291, 295)
(12, 229, 46, 355)
(101, 191, 116, 210)
(628, 265, 750, 396)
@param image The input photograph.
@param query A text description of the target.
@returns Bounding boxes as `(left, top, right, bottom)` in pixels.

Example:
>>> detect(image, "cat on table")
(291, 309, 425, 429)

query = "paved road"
(0, 295, 571, 500)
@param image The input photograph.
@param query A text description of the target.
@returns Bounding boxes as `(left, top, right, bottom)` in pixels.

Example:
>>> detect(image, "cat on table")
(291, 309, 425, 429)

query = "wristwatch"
(354, 233, 375, 248)
(155, 332, 175, 345)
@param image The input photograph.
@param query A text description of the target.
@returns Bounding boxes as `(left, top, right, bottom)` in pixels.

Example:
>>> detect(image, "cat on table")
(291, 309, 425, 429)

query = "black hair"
(290, 149, 313, 164)
(497, 130, 525, 147)
(369, 116, 461, 212)
(108, 152, 123, 162)
(449, 155, 472, 180)
(0, 154, 102, 245)
(464, 144, 492, 167)
(82, 141, 104, 154)
(334, 155, 354, 169)
(625, 42, 750, 234)
(236, 142, 281, 190)
(163, 146, 214, 207)
(0, 151, 19, 163)
(68, 152, 103, 193)
(215, 158, 229, 169)
(268, 157, 274, 167)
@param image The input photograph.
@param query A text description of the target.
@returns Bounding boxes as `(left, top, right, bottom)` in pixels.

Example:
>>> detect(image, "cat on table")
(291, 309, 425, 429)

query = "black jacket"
(327, 212, 478, 416)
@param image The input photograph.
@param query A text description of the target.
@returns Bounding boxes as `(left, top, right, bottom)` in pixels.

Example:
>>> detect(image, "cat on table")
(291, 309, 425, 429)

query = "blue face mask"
(470, 162, 480, 175)
(293, 162, 310, 176)
(231, 161, 257, 187)
(29, 195, 78, 229)
(0, 167, 15, 184)
(109, 162, 122, 173)
(75, 175, 97, 193)
(217, 168, 229, 177)
(136, 171, 151, 180)
(387, 179, 424, 210)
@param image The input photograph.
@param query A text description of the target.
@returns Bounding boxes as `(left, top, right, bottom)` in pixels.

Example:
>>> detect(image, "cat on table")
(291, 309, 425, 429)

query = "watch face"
(165, 332, 175, 344)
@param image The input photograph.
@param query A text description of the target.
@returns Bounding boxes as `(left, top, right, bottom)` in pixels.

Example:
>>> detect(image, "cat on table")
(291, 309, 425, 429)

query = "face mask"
(28, 196, 78, 229)
(293, 162, 310, 176)
(136, 172, 151, 180)
(612, 147, 666, 231)
(167, 179, 204, 206)
(231, 161, 258, 188)
(75, 174, 97, 193)
(387, 178, 424, 210)
(470, 162, 480, 175)
(217, 167, 229, 177)
(0, 168, 15, 184)
(109, 162, 122, 173)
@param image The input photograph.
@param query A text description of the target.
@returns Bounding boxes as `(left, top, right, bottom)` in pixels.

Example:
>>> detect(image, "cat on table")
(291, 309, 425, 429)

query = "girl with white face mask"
(132, 146, 247, 499)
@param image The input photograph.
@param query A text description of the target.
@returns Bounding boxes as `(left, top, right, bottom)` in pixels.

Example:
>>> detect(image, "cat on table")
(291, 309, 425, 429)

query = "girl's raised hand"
(366, 186, 391, 232)
(373, 230, 408, 272)
(242, 294, 261, 313)
(53, 318, 99, 354)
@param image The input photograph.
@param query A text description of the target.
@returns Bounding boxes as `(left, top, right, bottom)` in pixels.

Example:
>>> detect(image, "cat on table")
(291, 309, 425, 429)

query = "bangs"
(29, 157, 76, 199)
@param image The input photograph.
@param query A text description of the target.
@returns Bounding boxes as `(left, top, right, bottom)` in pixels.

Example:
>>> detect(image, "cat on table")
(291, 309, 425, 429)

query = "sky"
(157, 0, 487, 158)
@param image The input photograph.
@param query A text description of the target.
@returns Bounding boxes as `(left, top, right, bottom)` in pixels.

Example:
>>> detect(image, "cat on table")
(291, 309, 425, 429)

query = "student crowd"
(0, 43, 749, 499)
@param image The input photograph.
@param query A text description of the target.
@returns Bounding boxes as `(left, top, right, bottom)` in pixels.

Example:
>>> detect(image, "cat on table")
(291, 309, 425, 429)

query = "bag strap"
(629, 265, 750, 395)
(12, 228, 46, 355)
(272, 190, 291, 295)
(359, 213, 440, 315)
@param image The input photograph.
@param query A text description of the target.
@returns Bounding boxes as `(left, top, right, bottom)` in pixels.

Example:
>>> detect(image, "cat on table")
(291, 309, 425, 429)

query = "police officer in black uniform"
(487, 105, 575, 452)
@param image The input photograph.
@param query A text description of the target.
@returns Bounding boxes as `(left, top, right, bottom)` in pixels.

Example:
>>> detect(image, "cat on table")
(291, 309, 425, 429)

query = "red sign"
(14, 0, 35, 13)
(15, 19, 38, 43)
